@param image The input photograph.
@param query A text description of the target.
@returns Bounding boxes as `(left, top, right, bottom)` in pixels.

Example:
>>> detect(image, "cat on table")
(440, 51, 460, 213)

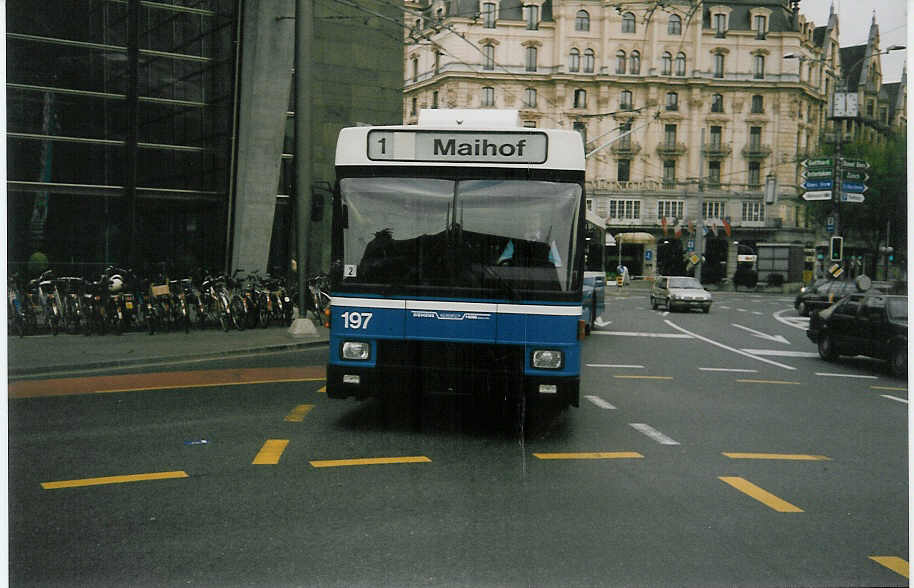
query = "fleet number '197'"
(341, 312, 372, 329)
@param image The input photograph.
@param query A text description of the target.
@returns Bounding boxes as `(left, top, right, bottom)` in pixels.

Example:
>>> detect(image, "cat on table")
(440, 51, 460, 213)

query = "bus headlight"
(532, 349, 563, 369)
(341, 341, 370, 360)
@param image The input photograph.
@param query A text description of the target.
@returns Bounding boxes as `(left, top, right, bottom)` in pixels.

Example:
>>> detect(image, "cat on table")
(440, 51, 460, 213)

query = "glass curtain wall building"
(8, 0, 402, 280)
(8, 1, 237, 277)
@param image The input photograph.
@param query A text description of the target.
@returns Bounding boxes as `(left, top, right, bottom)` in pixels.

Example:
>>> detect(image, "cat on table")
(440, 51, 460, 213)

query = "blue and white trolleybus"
(326, 109, 587, 419)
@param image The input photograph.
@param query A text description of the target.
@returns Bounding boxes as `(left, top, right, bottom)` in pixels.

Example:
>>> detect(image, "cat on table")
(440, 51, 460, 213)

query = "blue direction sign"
(842, 181, 867, 193)
(804, 179, 833, 191)
(645, 250, 653, 261)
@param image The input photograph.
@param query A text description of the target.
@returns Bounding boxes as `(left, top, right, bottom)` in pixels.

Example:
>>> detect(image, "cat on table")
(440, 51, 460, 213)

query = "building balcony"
(702, 143, 731, 158)
(610, 141, 641, 156)
(656, 142, 687, 157)
(741, 143, 771, 159)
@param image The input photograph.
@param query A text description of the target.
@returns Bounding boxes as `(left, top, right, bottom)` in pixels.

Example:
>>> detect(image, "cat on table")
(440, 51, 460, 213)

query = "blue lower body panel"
(327, 297, 581, 407)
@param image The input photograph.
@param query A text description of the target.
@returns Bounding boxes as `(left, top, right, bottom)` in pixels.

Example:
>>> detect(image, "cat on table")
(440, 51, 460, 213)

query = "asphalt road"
(8, 292, 909, 587)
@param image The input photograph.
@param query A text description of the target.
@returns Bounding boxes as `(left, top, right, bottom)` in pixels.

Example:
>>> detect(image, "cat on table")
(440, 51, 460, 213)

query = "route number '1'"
(341, 312, 372, 329)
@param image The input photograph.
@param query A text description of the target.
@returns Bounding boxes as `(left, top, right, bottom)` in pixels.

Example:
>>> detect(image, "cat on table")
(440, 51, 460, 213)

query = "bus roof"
(335, 110, 585, 171)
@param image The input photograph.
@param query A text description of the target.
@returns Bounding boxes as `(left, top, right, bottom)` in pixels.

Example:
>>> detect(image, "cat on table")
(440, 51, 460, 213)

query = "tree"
(805, 129, 907, 268)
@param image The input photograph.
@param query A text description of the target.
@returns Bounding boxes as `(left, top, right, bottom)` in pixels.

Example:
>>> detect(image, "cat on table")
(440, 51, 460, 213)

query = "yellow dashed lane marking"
(252, 439, 289, 465)
(735, 379, 802, 385)
(99, 378, 323, 394)
(719, 476, 804, 512)
(869, 556, 909, 578)
(42, 471, 188, 490)
(871, 385, 908, 392)
(724, 453, 831, 461)
(309, 456, 431, 468)
(284, 404, 314, 422)
(533, 452, 644, 460)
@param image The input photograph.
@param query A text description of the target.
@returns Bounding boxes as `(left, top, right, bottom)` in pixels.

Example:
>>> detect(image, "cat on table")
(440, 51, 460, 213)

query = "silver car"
(650, 276, 712, 313)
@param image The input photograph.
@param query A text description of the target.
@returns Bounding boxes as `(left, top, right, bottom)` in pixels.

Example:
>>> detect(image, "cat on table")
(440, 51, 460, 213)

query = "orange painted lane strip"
(9, 366, 326, 399)
(42, 470, 189, 490)
(869, 556, 909, 578)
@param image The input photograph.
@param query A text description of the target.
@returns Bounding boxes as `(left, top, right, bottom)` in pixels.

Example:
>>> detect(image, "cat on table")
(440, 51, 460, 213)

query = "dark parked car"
(806, 293, 907, 377)
(794, 279, 859, 316)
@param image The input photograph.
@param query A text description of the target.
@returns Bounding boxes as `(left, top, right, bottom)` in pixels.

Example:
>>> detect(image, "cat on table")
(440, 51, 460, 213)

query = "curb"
(9, 339, 330, 379)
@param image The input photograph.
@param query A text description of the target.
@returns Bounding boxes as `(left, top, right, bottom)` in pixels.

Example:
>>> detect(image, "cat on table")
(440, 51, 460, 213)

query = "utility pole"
(295, 0, 314, 322)
(696, 128, 705, 280)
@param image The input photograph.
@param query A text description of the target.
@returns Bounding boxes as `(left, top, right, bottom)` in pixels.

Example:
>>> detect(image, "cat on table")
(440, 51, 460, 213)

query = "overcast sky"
(797, 0, 908, 82)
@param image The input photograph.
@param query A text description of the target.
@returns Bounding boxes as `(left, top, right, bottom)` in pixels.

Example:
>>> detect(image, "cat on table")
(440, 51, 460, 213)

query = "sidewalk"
(7, 321, 329, 378)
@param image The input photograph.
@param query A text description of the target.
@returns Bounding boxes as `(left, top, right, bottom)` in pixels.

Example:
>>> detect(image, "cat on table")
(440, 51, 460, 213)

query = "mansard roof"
(840, 44, 867, 90)
(702, 0, 798, 33)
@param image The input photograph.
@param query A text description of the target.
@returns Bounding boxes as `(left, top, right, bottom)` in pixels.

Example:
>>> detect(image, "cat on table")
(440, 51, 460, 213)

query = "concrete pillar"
(231, 0, 296, 273)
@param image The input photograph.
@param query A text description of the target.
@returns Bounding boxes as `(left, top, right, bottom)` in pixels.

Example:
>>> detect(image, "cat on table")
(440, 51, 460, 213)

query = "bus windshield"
(339, 177, 582, 297)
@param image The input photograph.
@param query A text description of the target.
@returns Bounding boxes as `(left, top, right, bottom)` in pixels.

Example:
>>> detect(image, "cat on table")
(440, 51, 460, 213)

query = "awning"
(613, 232, 656, 245)
(605, 233, 616, 246)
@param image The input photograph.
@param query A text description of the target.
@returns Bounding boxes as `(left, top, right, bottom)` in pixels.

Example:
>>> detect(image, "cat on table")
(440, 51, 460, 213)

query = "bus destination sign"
(367, 130, 548, 164)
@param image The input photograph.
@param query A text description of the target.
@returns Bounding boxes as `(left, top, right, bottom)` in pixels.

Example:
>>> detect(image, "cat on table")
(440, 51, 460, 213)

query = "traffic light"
(829, 236, 844, 262)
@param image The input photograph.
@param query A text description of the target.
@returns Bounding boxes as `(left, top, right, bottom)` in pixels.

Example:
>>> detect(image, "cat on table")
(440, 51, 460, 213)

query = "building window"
(616, 50, 626, 74)
(709, 125, 722, 148)
(482, 86, 495, 106)
(575, 10, 590, 31)
(748, 161, 761, 187)
(432, 91, 439, 108)
(658, 200, 684, 219)
(622, 12, 635, 33)
(630, 50, 640, 74)
(662, 52, 672, 75)
(574, 89, 587, 108)
(741, 200, 764, 222)
(675, 52, 686, 76)
(663, 160, 676, 187)
(708, 161, 721, 185)
(583, 49, 595, 73)
(753, 55, 765, 79)
(711, 93, 724, 113)
(608, 199, 640, 220)
(754, 15, 767, 39)
(751, 94, 764, 113)
(412, 57, 419, 81)
(617, 159, 631, 182)
(714, 13, 727, 37)
(619, 122, 632, 149)
(703, 200, 724, 219)
(524, 5, 538, 30)
(749, 126, 762, 150)
(665, 92, 678, 111)
(713, 53, 724, 78)
(525, 46, 537, 72)
(482, 2, 496, 28)
(483, 44, 495, 70)
(524, 87, 537, 108)
(668, 14, 681, 35)
(867, 99, 875, 118)
(569, 48, 580, 72)
(664, 124, 677, 147)
(411, 97, 417, 115)
(573, 121, 587, 145)
(434, 51, 441, 73)
(523, 120, 537, 128)
(620, 89, 633, 110)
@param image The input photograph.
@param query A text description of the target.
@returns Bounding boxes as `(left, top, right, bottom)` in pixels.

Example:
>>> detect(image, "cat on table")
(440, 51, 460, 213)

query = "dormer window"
(482, 2, 496, 28)
(754, 15, 767, 39)
(524, 5, 539, 30)
(714, 13, 727, 37)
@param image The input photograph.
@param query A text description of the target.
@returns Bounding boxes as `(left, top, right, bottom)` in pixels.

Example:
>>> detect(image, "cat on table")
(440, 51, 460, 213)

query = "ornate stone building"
(402, 0, 860, 280)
